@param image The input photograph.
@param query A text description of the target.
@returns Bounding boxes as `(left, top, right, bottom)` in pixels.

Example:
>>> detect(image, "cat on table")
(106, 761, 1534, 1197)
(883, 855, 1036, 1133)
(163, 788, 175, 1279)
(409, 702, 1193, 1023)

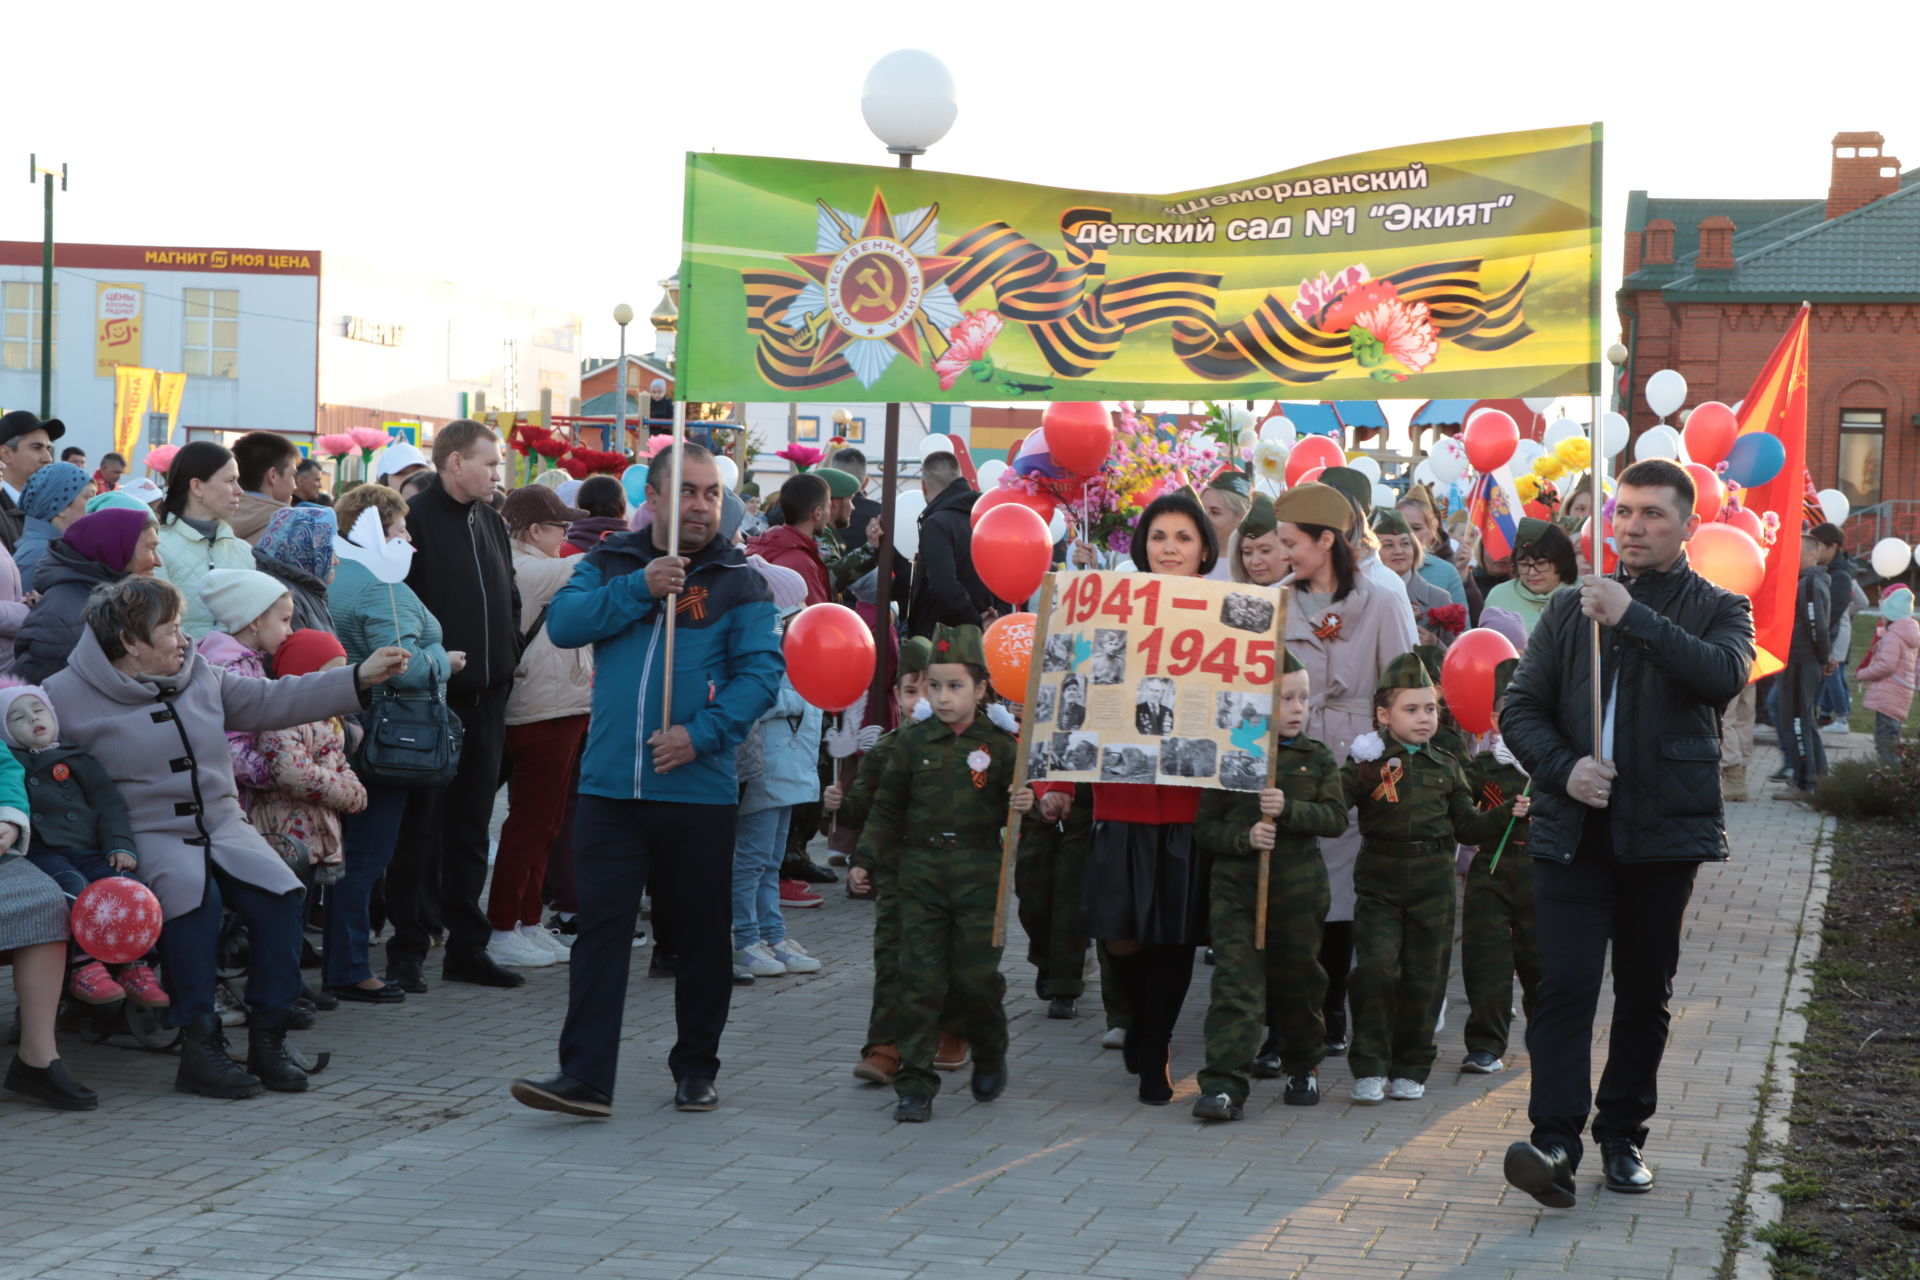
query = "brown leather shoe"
(933, 1033, 970, 1071)
(853, 1044, 900, 1085)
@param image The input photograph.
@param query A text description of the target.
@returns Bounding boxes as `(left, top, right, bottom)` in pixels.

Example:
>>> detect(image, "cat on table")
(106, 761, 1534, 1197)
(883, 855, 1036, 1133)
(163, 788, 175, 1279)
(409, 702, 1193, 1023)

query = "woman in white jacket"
(152, 442, 255, 641)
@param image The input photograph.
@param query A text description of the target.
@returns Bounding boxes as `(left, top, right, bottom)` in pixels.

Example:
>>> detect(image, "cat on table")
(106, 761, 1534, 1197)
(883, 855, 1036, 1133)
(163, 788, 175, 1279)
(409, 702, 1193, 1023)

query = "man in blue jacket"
(511, 443, 783, 1116)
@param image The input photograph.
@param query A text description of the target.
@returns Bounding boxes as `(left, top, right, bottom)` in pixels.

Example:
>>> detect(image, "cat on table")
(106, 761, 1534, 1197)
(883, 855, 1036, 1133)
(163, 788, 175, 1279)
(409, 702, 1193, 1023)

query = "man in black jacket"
(1498, 459, 1755, 1209)
(388, 419, 525, 992)
(830, 446, 910, 609)
(0, 409, 61, 552)
(1777, 532, 1831, 793)
(905, 452, 995, 638)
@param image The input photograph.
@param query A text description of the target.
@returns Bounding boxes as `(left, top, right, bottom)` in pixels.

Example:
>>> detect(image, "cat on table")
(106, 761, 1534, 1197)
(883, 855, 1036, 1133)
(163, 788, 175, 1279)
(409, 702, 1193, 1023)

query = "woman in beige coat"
(45, 577, 407, 1099)
(1273, 483, 1415, 1055)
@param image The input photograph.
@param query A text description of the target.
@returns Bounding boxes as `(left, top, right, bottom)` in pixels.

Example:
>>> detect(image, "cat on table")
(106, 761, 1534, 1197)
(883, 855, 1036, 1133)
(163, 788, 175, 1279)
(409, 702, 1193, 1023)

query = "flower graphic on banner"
(1292, 264, 1372, 325)
(934, 310, 1004, 390)
(1291, 262, 1440, 382)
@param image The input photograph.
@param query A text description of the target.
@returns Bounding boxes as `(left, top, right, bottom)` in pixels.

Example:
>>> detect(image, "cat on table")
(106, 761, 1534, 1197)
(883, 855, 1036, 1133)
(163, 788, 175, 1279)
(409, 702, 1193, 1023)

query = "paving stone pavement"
(0, 737, 1842, 1280)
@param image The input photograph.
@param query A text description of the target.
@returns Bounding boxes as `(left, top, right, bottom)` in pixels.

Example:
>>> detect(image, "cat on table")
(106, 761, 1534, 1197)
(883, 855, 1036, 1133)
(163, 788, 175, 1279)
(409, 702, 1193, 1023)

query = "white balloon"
(891, 491, 928, 559)
(1428, 437, 1468, 485)
(1599, 412, 1631, 458)
(1372, 482, 1396, 509)
(1224, 404, 1255, 432)
(1634, 424, 1681, 461)
(1817, 488, 1850, 527)
(917, 433, 954, 461)
(1047, 509, 1067, 544)
(1348, 455, 1382, 484)
(976, 459, 1007, 490)
(1412, 460, 1437, 487)
(1645, 369, 1687, 418)
(1260, 416, 1297, 446)
(714, 455, 740, 491)
(1870, 537, 1913, 579)
(1512, 439, 1546, 471)
(1522, 397, 1556, 413)
(1542, 417, 1583, 449)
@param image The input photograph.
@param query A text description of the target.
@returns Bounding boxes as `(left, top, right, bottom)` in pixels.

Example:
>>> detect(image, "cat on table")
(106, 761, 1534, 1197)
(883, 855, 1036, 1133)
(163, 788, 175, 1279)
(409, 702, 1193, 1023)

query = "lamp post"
(28, 155, 67, 419)
(613, 302, 634, 449)
(859, 49, 957, 724)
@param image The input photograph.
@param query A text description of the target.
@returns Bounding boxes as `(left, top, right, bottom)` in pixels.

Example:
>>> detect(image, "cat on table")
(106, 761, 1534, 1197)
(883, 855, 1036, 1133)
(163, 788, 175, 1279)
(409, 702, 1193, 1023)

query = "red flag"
(1730, 304, 1810, 681)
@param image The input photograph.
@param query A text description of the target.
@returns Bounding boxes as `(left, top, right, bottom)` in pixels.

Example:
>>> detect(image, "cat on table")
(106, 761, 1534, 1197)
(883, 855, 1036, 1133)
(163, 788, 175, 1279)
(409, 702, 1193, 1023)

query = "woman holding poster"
(1064, 492, 1219, 1107)
(1273, 483, 1414, 1054)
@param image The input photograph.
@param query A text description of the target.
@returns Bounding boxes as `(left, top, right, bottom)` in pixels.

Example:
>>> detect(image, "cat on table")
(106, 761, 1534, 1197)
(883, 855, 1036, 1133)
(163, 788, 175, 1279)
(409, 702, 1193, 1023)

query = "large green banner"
(679, 124, 1600, 404)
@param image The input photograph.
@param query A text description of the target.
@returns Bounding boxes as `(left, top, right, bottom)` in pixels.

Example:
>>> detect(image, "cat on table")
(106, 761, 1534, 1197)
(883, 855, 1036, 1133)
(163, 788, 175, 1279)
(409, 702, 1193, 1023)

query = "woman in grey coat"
(45, 577, 408, 1099)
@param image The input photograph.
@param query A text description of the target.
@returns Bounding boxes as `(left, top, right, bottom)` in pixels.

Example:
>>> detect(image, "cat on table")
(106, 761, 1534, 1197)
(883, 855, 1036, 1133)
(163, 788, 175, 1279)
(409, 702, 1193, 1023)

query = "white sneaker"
(1821, 719, 1849, 736)
(487, 931, 556, 968)
(1387, 1078, 1426, 1101)
(520, 925, 570, 962)
(1101, 1027, 1126, 1050)
(735, 944, 785, 977)
(1350, 1076, 1387, 1104)
(768, 939, 821, 973)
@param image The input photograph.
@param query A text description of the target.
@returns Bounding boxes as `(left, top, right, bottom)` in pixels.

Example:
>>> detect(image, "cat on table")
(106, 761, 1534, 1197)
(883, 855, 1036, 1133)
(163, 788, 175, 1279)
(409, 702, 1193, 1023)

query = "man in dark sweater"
(387, 419, 524, 992)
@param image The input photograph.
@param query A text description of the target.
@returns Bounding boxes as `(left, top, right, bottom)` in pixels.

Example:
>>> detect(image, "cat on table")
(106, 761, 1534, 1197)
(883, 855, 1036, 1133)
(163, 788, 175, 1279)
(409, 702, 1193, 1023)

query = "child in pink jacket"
(1857, 596, 1919, 764)
(247, 630, 367, 883)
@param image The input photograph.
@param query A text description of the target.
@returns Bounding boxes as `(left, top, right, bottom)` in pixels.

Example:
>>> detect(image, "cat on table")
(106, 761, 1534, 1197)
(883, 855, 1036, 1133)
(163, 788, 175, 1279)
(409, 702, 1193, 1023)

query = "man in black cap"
(0, 410, 62, 551)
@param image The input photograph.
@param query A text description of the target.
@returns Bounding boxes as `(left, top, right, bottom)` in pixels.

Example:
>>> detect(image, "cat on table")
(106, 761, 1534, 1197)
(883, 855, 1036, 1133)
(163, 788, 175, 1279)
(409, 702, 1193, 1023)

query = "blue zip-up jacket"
(549, 529, 783, 803)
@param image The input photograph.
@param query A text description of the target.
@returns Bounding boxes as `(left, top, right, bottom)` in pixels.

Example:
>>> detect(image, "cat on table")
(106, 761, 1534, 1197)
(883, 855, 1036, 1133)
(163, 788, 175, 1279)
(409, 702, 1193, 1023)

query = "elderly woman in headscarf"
(12, 508, 162, 684)
(14, 461, 92, 588)
(254, 505, 338, 634)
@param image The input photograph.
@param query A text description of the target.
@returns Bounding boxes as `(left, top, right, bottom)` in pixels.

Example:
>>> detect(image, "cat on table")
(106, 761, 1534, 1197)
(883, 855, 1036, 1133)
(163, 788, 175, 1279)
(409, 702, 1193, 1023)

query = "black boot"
(176, 1015, 264, 1099)
(1135, 1036, 1173, 1105)
(245, 1009, 311, 1093)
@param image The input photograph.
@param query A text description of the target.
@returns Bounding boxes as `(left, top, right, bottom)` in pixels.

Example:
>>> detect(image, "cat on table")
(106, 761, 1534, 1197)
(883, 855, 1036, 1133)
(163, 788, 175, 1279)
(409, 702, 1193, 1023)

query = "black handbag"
(353, 671, 464, 789)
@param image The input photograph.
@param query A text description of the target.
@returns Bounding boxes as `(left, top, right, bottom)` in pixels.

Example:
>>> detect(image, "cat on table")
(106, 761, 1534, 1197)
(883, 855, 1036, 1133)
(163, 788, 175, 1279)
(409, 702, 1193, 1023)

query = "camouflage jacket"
(1462, 752, 1530, 862)
(1195, 735, 1349, 859)
(855, 715, 1020, 875)
(845, 727, 907, 874)
(1340, 738, 1514, 846)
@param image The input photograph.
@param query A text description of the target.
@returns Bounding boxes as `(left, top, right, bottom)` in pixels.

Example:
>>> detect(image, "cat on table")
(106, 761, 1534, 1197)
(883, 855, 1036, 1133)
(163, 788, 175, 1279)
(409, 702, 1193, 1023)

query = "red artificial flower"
(1426, 604, 1467, 636)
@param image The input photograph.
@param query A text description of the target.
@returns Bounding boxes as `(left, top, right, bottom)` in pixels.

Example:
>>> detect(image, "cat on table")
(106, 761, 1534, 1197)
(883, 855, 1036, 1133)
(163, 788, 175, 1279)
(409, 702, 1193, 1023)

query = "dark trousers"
(324, 785, 408, 987)
(559, 796, 734, 1096)
(1526, 827, 1700, 1169)
(1777, 660, 1827, 789)
(1321, 920, 1355, 1025)
(159, 867, 304, 1027)
(386, 688, 508, 964)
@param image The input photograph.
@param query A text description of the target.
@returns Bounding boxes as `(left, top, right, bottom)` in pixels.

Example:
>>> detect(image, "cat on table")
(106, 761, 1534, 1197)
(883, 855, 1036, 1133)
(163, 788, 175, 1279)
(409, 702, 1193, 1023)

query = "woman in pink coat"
(1856, 603, 1919, 764)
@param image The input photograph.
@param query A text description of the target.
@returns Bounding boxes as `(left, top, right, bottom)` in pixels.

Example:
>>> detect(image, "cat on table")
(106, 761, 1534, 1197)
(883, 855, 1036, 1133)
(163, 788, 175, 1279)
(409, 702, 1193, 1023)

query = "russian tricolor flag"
(1468, 465, 1525, 561)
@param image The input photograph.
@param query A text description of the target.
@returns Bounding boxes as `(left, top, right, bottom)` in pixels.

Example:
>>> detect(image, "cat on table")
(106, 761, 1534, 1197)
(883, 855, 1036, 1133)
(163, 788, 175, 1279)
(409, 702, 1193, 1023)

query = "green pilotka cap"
(815, 467, 860, 500)
(898, 635, 933, 676)
(1515, 516, 1553, 552)
(1319, 466, 1371, 512)
(1238, 492, 1276, 539)
(1372, 507, 1412, 538)
(930, 623, 986, 668)
(1205, 463, 1251, 499)
(1281, 645, 1304, 675)
(1410, 644, 1446, 685)
(1493, 657, 1519, 708)
(1376, 650, 1436, 692)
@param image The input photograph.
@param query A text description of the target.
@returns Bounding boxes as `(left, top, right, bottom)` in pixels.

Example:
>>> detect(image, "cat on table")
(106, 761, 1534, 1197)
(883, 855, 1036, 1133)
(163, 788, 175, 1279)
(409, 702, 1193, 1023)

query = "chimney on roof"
(1643, 218, 1675, 265)
(1697, 216, 1735, 271)
(1828, 131, 1901, 219)
(1623, 227, 1643, 275)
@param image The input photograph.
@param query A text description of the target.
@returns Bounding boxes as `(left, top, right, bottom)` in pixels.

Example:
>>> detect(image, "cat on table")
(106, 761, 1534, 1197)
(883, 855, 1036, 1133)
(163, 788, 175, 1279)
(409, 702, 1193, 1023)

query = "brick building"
(1619, 132, 1920, 545)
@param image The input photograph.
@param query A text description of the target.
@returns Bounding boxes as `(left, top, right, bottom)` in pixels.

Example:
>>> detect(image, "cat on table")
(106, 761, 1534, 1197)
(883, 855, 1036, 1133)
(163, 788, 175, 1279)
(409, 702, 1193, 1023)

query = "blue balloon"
(1724, 432, 1785, 489)
(622, 464, 650, 506)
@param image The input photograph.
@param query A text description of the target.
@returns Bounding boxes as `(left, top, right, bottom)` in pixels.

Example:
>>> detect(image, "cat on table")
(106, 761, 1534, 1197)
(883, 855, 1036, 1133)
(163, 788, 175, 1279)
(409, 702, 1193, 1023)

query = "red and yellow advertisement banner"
(95, 282, 143, 377)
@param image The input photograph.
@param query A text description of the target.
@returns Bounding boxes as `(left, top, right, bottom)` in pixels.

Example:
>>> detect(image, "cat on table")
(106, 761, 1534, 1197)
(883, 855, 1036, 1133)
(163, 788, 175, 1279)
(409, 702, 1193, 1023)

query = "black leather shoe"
(674, 1076, 719, 1112)
(1191, 1091, 1242, 1122)
(1284, 1072, 1320, 1106)
(970, 1064, 1007, 1102)
(1250, 1036, 1283, 1079)
(386, 956, 428, 993)
(1503, 1141, 1577, 1209)
(1136, 1040, 1173, 1106)
(324, 982, 405, 1005)
(442, 950, 527, 989)
(1600, 1138, 1654, 1193)
(788, 858, 838, 885)
(511, 1072, 612, 1118)
(893, 1094, 933, 1123)
(1047, 996, 1078, 1020)
(4, 1056, 98, 1111)
(300, 983, 339, 1012)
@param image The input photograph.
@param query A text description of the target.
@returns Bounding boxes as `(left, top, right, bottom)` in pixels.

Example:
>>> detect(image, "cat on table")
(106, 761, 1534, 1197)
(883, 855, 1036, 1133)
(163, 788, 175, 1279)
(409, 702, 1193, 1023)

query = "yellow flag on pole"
(113, 367, 158, 459)
(149, 372, 187, 442)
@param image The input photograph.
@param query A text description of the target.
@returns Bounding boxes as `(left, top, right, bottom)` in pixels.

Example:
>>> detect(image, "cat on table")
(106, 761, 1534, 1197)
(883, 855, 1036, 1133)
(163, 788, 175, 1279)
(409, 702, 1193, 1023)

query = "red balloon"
(970, 486, 1055, 527)
(971, 502, 1053, 606)
(1463, 410, 1519, 474)
(1042, 402, 1113, 476)
(1683, 462, 1725, 522)
(1682, 401, 1739, 467)
(1286, 435, 1344, 486)
(1577, 515, 1617, 574)
(1724, 505, 1764, 541)
(1690, 523, 1766, 597)
(1441, 627, 1519, 736)
(783, 603, 877, 711)
(71, 878, 164, 965)
(1296, 465, 1327, 486)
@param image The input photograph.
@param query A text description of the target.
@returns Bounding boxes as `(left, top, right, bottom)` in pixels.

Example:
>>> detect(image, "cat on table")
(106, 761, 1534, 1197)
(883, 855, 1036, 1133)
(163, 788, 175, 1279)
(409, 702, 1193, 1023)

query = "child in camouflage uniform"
(1191, 648, 1349, 1121)
(1458, 658, 1539, 1075)
(1340, 652, 1528, 1104)
(1015, 786, 1094, 1021)
(852, 624, 1034, 1123)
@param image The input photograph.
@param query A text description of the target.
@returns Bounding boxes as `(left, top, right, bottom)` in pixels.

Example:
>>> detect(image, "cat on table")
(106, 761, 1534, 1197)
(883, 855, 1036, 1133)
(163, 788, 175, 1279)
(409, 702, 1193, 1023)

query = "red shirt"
(743, 524, 830, 606)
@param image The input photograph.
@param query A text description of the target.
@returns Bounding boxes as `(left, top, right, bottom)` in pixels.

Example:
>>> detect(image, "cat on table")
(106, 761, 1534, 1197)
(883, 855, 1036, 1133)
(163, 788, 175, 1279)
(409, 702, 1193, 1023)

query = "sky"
(7, 0, 1915, 387)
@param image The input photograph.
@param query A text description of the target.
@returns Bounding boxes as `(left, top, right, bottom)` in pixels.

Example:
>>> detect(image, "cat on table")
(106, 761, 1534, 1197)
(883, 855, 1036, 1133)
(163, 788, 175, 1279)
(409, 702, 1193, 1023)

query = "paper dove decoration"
(334, 507, 415, 583)
(823, 694, 884, 759)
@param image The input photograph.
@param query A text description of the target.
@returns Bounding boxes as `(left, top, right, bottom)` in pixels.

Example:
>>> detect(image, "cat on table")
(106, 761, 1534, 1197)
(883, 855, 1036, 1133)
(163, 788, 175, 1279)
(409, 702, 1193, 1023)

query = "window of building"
(2, 282, 57, 371)
(183, 288, 239, 378)
(1837, 410, 1884, 509)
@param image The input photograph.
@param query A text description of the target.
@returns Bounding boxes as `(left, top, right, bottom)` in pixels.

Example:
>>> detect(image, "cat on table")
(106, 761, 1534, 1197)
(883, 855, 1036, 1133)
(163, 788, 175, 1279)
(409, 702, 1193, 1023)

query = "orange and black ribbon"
(1372, 758, 1404, 804)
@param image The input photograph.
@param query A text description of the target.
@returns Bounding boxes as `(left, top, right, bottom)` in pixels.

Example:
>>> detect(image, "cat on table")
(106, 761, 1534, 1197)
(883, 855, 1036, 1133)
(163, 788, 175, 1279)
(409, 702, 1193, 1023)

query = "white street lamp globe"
(861, 50, 957, 155)
(613, 303, 634, 327)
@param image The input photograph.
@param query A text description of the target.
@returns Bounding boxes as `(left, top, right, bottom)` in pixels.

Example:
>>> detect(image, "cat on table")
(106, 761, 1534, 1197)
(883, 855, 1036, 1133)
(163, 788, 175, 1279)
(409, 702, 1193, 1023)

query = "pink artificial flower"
(935, 311, 1003, 391)
(348, 426, 390, 451)
(1350, 297, 1438, 376)
(645, 433, 675, 458)
(776, 443, 823, 471)
(1291, 264, 1371, 325)
(144, 444, 180, 475)
(314, 434, 358, 458)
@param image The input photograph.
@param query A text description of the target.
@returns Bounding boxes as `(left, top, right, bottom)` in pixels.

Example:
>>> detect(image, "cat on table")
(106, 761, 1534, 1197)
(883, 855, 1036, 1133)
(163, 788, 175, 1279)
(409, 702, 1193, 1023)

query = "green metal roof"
(1660, 179, 1920, 296)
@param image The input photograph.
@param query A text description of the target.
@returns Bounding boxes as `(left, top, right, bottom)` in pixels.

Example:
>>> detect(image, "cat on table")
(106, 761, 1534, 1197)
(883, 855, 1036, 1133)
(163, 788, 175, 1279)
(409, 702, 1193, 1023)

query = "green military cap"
(1319, 465, 1371, 512)
(1238, 492, 1277, 539)
(1515, 515, 1553, 551)
(899, 635, 933, 676)
(1205, 463, 1251, 499)
(1493, 657, 1519, 706)
(1269, 481, 1353, 531)
(930, 623, 986, 667)
(1410, 644, 1446, 684)
(1376, 649, 1436, 692)
(1372, 507, 1412, 538)
(1281, 645, 1304, 675)
(814, 467, 860, 500)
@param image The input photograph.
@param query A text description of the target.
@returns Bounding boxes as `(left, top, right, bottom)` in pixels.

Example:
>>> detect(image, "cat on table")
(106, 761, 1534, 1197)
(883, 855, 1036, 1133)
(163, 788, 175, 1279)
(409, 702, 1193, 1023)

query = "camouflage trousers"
(866, 861, 963, 1056)
(1349, 840, 1456, 1083)
(892, 863, 1009, 1099)
(1198, 848, 1330, 1104)
(1461, 847, 1540, 1059)
(1015, 799, 1092, 998)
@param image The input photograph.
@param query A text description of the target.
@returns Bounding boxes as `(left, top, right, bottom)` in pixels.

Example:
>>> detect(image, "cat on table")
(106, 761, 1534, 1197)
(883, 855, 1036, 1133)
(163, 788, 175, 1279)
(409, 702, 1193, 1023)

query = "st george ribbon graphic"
(680, 124, 1601, 404)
